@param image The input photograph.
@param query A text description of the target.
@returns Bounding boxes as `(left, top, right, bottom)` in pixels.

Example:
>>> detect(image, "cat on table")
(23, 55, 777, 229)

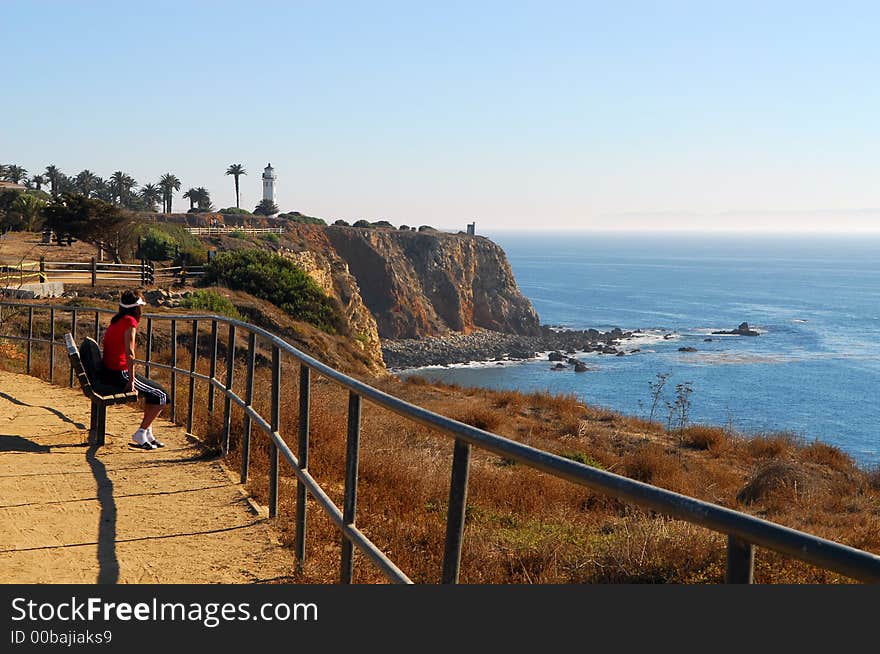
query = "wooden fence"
(185, 226, 283, 236)
(0, 257, 204, 288)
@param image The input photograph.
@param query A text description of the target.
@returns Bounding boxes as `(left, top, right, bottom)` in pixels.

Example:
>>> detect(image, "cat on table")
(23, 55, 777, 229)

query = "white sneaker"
(130, 429, 155, 449)
(145, 426, 164, 448)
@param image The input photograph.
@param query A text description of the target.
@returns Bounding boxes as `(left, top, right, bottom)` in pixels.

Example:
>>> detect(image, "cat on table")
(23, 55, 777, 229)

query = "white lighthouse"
(262, 162, 277, 205)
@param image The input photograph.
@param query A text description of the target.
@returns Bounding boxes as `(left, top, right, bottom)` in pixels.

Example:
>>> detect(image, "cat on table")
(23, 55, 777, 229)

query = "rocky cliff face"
(325, 227, 541, 339)
(278, 226, 385, 372)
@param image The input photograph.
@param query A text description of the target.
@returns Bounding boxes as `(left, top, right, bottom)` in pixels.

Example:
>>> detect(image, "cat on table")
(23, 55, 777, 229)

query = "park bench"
(64, 333, 138, 446)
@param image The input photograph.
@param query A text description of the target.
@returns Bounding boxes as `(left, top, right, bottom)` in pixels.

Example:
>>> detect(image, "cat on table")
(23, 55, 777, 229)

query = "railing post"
(442, 438, 472, 583)
(26, 306, 33, 374)
(39, 256, 45, 282)
(340, 391, 361, 584)
(48, 308, 55, 383)
(144, 318, 153, 378)
(169, 320, 177, 424)
(241, 332, 257, 484)
(268, 346, 281, 518)
(222, 324, 236, 455)
(90, 257, 96, 287)
(726, 535, 755, 584)
(93, 311, 99, 342)
(295, 363, 310, 569)
(69, 309, 77, 387)
(187, 320, 198, 434)
(207, 320, 218, 415)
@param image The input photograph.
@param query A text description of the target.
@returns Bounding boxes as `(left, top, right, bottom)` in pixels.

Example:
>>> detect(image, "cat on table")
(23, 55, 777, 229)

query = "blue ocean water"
(403, 232, 880, 467)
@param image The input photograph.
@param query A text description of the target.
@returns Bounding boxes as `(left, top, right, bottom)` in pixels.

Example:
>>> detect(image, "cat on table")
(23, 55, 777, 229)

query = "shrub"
(371, 220, 394, 228)
(218, 207, 252, 215)
(399, 224, 410, 230)
(353, 219, 371, 228)
(139, 227, 177, 260)
(202, 249, 342, 333)
(228, 230, 246, 239)
(180, 290, 241, 319)
(279, 212, 326, 225)
(333, 219, 350, 226)
(681, 425, 727, 452)
(418, 225, 436, 232)
(262, 232, 280, 244)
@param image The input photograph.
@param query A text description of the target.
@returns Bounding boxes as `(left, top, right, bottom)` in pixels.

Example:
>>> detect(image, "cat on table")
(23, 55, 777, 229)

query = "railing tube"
(241, 332, 257, 484)
(48, 308, 55, 383)
(169, 320, 177, 423)
(269, 346, 281, 518)
(187, 320, 198, 434)
(207, 320, 218, 415)
(26, 306, 33, 374)
(222, 324, 236, 455)
(442, 438, 472, 583)
(726, 535, 755, 584)
(340, 392, 361, 584)
(69, 309, 77, 387)
(295, 363, 310, 568)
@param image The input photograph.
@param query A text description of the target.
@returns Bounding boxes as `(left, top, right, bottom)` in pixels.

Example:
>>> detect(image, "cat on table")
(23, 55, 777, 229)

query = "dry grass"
(2, 306, 879, 584)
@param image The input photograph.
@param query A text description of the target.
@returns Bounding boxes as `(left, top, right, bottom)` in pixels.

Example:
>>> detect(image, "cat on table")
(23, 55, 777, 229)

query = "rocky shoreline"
(381, 325, 642, 370)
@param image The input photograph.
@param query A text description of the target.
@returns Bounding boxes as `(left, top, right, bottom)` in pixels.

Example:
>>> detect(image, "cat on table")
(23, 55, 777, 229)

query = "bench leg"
(89, 401, 107, 447)
(89, 401, 99, 444)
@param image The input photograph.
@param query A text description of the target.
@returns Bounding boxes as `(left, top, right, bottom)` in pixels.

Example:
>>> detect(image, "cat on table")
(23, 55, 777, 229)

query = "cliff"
(325, 227, 541, 339)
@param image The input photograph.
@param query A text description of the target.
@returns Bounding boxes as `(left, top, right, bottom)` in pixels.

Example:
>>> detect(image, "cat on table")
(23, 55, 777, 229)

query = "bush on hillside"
(333, 219, 350, 226)
(352, 219, 371, 228)
(279, 212, 326, 225)
(202, 249, 342, 334)
(180, 289, 241, 319)
(262, 232, 280, 244)
(138, 222, 208, 265)
(139, 227, 177, 260)
(218, 207, 252, 215)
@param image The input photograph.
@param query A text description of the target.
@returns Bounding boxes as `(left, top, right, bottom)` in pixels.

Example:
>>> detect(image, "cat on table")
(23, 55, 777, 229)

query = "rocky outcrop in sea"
(381, 325, 638, 369)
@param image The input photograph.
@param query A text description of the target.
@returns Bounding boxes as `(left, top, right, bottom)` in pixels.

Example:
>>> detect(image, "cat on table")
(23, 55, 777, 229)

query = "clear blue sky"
(2, 1, 878, 232)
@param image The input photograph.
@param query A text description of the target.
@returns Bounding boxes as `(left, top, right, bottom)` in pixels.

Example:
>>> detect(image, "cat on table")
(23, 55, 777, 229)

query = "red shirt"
(102, 315, 138, 371)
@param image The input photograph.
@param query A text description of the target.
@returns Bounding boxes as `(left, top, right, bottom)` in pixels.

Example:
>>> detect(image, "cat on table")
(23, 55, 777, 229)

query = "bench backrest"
(64, 333, 102, 397)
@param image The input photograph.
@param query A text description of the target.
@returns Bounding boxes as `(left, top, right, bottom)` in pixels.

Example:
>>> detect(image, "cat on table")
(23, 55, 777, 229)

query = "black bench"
(64, 333, 138, 446)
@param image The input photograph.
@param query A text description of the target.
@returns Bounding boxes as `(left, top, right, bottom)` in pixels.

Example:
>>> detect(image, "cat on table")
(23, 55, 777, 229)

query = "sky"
(2, 1, 879, 233)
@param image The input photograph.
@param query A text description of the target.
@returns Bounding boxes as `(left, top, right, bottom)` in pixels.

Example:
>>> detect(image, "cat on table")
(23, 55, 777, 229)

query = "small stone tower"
(262, 163, 277, 204)
(467, 221, 476, 236)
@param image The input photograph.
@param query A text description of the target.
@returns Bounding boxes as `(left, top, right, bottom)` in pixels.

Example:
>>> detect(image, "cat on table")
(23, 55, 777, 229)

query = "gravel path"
(0, 369, 295, 584)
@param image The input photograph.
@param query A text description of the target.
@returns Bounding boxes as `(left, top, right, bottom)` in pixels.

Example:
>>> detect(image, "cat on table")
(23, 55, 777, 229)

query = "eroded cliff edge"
(325, 227, 541, 339)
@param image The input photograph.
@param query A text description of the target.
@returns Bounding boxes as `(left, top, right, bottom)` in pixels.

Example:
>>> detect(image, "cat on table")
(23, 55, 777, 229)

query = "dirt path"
(0, 369, 297, 583)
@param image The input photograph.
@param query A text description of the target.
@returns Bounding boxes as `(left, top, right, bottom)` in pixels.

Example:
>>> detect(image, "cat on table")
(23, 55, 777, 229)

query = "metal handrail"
(1, 300, 879, 584)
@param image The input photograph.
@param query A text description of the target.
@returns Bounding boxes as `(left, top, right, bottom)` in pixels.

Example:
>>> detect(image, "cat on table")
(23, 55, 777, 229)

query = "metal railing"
(2, 300, 880, 584)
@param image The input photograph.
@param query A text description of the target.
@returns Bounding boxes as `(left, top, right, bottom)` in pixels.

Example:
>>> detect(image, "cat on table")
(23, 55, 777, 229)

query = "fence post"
(241, 331, 257, 484)
(144, 318, 153, 378)
(170, 320, 177, 424)
(39, 256, 45, 282)
(222, 324, 236, 455)
(90, 257, 96, 287)
(48, 308, 55, 383)
(69, 309, 77, 387)
(187, 320, 198, 434)
(26, 307, 33, 374)
(208, 320, 218, 415)
(726, 536, 755, 583)
(295, 363, 310, 569)
(340, 392, 361, 584)
(269, 346, 281, 518)
(442, 439, 472, 583)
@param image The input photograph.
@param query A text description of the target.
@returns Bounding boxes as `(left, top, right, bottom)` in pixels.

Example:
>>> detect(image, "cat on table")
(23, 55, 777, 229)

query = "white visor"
(119, 297, 146, 309)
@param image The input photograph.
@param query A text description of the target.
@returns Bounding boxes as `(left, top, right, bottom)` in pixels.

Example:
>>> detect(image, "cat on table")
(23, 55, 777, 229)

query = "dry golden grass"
(2, 308, 879, 584)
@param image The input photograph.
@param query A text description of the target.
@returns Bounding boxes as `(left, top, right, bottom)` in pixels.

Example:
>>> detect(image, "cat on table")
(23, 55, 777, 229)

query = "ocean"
(400, 232, 880, 467)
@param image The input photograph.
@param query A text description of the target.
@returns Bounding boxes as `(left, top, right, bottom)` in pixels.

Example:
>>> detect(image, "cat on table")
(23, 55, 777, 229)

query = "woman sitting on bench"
(100, 289, 168, 450)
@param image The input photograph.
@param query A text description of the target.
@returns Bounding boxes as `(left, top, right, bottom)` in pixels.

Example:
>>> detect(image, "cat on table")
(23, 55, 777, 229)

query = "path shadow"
(86, 444, 118, 584)
(0, 390, 87, 430)
(0, 435, 51, 453)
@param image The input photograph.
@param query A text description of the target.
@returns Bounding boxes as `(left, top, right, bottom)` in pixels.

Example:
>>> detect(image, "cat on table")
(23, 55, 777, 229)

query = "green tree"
(42, 193, 136, 263)
(182, 187, 197, 210)
(254, 199, 279, 215)
(11, 194, 46, 231)
(225, 163, 247, 210)
(44, 165, 62, 196)
(74, 170, 101, 198)
(159, 173, 181, 213)
(3, 165, 27, 183)
(139, 183, 162, 211)
(109, 171, 137, 207)
(195, 186, 213, 212)
(29, 174, 46, 191)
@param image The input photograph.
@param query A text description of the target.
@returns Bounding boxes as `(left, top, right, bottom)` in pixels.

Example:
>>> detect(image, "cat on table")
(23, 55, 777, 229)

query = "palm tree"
(139, 183, 162, 212)
(45, 165, 62, 196)
(108, 171, 137, 206)
(74, 170, 100, 198)
(158, 173, 181, 213)
(254, 199, 279, 216)
(225, 164, 247, 210)
(182, 187, 197, 210)
(12, 194, 46, 231)
(195, 186, 214, 211)
(3, 165, 28, 184)
(29, 174, 47, 191)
